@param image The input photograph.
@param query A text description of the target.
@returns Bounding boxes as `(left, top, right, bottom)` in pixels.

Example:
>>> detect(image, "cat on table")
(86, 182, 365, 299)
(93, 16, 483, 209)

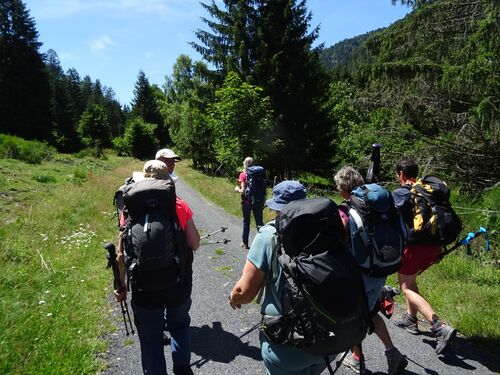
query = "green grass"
(0, 152, 142, 374)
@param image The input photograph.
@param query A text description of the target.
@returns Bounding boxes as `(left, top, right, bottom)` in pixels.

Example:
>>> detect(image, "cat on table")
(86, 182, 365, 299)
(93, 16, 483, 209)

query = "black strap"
(328, 349, 350, 375)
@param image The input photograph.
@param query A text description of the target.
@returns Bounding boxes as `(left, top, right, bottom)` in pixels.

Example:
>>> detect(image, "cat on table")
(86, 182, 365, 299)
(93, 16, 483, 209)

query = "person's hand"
(114, 288, 127, 303)
(228, 295, 241, 309)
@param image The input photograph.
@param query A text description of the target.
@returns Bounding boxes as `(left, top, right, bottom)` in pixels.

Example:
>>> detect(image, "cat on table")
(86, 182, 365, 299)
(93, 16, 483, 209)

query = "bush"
(32, 171, 57, 183)
(0, 134, 54, 164)
(123, 118, 159, 160)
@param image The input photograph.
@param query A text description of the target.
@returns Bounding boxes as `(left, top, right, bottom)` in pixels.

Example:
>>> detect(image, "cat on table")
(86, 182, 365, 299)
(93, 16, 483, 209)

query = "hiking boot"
(385, 347, 408, 375)
(173, 365, 194, 375)
(431, 321, 456, 354)
(343, 353, 370, 374)
(394, 312, 419, 335)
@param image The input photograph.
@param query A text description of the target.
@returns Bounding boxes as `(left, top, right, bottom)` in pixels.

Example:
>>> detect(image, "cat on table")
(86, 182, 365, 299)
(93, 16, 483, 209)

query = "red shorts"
(399, 244, 442, 275)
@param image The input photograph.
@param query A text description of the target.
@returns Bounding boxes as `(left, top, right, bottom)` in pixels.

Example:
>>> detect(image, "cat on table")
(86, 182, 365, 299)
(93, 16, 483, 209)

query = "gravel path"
(103, 177, 499, 375)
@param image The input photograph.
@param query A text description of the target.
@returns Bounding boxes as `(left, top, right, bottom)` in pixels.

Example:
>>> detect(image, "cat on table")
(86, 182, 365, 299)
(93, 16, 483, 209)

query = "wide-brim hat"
(266, 180, 307, 211)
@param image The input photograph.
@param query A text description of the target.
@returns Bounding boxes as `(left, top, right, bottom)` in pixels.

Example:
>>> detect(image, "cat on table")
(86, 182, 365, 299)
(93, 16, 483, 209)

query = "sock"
(385, 346, 395, 353)
(431, 314, 440, 325)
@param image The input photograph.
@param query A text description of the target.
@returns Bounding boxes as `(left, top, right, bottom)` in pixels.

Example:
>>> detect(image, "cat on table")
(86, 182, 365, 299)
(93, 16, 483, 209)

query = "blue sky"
(24, 0, 410, 106)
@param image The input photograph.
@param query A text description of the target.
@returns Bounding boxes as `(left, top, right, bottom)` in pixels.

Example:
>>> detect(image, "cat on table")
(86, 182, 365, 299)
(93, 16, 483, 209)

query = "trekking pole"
(440, 227, 488, 258)
(104, 242, 135, 336)
(199, 238, 231, 246)
(365, 143, 381, 184)
(200, 226, 228, 240)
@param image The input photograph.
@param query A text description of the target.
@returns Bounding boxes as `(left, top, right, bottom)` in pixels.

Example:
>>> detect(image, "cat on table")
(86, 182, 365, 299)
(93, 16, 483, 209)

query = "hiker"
(229, 180, 365, 375)
(392, 158, 456, 355)
(234, 156, 265, 249)
(156, 148, 182, 182)
(114, 159, 200, 375)
(334, 166, 407, 375)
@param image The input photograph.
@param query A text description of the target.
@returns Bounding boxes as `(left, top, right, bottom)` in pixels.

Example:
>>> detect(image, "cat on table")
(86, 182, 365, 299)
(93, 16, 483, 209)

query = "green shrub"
(0, 134, 54, 164)
(123, 118, 159, 160)
(111, 136, 129, 156)
(32, 171, 57, 183)
(73, 167, 89, 183)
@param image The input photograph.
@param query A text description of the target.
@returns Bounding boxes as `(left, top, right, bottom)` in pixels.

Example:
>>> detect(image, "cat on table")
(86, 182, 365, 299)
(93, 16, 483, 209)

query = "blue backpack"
(244, 166, 266, 203)
(348, 184, 407, 277)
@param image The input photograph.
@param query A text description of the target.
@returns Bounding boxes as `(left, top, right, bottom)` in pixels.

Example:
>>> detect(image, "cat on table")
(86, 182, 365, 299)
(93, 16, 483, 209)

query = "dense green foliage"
(0, 1, 127, 154)
(189, 0, 330, 175)
(321, 0, 499, 191)
(208, 72, 273, 173)
(0, 0, 51, 140)
(0, 134, 55, 164)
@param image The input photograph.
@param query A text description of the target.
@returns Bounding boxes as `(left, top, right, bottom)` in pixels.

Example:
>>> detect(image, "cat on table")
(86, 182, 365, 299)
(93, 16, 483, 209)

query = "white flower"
(47, 313, 53, 317)
(39, 300, 46, 305)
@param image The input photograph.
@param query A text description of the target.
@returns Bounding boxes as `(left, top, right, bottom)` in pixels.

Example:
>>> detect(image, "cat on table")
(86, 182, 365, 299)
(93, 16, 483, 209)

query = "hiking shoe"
(385, 347, 408, 375)
(173, 365, 194, 375)
(394, 312, 419, 335)
(431, 321, 456, 354)
(343, 353, 370, 374)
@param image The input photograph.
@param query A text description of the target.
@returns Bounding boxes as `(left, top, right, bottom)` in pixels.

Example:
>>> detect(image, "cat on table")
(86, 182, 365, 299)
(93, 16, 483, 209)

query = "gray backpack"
(122, 178, 188, 292)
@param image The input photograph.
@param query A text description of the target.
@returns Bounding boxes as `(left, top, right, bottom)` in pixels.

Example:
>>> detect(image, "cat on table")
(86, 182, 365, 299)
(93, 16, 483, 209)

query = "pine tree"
(252, 0, 330, 173)
(131, 70, 167, 144)
(0, 0, 51, 140)
(191, 0, 257, 84)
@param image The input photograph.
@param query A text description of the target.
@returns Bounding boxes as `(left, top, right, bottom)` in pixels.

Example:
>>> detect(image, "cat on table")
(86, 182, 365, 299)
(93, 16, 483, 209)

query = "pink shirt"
(239, 171, 247, 184)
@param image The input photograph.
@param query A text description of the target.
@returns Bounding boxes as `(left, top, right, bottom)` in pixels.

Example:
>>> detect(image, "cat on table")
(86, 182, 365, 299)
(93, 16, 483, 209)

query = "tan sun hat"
(155, 148, 181, 161)
(140, 160, 170, 180)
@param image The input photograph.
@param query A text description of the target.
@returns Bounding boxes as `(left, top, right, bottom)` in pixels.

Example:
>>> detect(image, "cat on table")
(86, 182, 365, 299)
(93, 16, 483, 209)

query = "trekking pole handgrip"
(104, 242, 125, 291)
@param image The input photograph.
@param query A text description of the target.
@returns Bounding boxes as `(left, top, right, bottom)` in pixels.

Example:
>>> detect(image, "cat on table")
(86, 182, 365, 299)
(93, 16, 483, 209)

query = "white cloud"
(89, 35, 114, 53)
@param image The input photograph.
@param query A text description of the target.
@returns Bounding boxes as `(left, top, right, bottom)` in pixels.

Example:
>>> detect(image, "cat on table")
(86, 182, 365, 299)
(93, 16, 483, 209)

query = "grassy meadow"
(0, 153, 143, 374)
(0, 152, 497, 374)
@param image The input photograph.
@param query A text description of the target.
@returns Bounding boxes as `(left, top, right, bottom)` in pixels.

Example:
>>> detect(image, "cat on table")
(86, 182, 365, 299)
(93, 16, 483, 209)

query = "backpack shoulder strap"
(256, 226, 279, 304)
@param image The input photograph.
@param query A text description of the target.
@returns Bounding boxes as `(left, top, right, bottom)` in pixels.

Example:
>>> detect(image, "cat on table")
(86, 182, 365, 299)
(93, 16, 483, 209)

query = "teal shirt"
(246, 223, 332, 374)
(247, 223, 284, 316)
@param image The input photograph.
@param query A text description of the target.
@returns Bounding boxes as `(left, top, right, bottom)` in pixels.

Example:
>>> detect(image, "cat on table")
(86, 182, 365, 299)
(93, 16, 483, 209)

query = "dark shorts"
(399, 244, 442, 275)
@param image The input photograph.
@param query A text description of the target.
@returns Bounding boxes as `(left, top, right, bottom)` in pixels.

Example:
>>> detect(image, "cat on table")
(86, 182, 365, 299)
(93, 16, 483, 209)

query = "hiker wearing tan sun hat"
(156, 148, 181, 182)
(115, 159, 200, 375)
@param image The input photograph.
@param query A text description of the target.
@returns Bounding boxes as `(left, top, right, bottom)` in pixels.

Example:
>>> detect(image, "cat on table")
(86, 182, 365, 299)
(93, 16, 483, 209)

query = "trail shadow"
(189, 321, 261, 368)
(420, 334, 500, 373)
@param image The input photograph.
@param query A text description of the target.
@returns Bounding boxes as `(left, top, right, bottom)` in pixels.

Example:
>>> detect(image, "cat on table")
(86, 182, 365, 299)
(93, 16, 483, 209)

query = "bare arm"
(229, 260, 266, 309)
(184, 218, 200, 251)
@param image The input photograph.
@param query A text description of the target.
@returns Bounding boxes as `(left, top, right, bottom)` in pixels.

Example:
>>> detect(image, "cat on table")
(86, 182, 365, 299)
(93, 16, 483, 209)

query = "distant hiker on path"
(234, 156, 265, 249)
(334, 166, 407, 375)
(392, 158, 456, 355)
(114, 159, 200, 375)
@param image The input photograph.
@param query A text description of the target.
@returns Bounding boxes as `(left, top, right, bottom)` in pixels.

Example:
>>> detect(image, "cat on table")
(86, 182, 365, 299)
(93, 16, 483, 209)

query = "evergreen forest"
(0, 0, 498, 193)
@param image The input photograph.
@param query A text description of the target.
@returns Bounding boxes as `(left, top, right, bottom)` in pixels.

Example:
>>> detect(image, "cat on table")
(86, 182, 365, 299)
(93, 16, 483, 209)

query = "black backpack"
(113, 176, 135, 228)
(261, 197, 370, 358)
(348, 184, 407, 277)
(122, 178, 188, 292)
(244, 166, 266, 203)
(409, 175, 462, 245)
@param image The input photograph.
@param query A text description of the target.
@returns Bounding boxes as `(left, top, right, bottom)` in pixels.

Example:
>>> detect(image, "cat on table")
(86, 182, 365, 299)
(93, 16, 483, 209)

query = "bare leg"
(398, 273, 436, 322)
(372, 313, 393, 349)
